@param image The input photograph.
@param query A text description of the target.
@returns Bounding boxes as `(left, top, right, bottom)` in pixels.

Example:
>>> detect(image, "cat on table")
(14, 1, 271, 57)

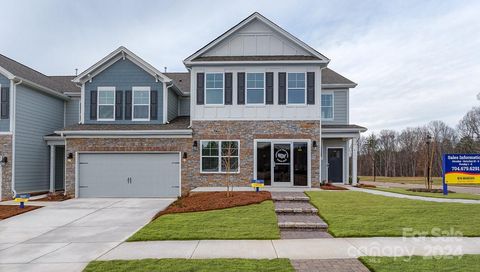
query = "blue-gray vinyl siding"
(0, 73, 10, 131)
(84, 58, 164, 124)
(321, 139, 349, 183)
(168, 89, 178, 121)
(14, 84, 65, 193)
(322, 89, 348, 124)
(65, 97, 80, 126)
(179, 97, 190, 116)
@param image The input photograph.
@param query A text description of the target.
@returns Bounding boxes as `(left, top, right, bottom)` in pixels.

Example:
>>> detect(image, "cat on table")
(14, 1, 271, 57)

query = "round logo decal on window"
(275, 149, 289, 163)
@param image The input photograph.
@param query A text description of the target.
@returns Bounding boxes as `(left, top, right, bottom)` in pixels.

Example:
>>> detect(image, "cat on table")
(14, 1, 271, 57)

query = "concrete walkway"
(99, 237, 480, 260)
(0, 198, 175, 272)
(348, 186, 480, 204)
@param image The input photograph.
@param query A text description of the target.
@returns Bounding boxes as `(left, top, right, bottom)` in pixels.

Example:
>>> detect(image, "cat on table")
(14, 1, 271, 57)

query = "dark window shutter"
(278, 72, 286, 105)
(196, 73, 204, 105)
(90, 90, 97, 120)
(307, 72, 315, 105)
(1, 87, 9, 119)
(237, 72, 245, 105)
(266, 72, 274, 105)
(224, 73, 232, 105)
(150, 90, 158, 120)
(125, 90, 132, 120)
(115, 90, 123, 120)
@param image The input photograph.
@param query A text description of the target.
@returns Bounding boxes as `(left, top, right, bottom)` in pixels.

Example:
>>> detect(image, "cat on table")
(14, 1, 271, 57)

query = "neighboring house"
(0, 12, 366, 200)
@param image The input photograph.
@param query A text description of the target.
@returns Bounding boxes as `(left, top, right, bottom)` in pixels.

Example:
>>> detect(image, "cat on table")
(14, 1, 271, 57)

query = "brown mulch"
(407, 188, 455, 194)
(32, 192, 71, 202)
(355, 183, 377, 188)
(153, 191, 271, 220)
(320, 184, 349, 190)
(0, 205, 42, 220)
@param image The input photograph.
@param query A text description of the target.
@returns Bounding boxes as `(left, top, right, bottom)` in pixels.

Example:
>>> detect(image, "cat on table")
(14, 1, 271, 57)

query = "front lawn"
(359, 176, 442, 184)
(306, 191, 480, 237)
(372, 187, 480, 200)
(128, 201, 279, 241)
(360, 255, 480, 272)
(84, 258, 294, 272)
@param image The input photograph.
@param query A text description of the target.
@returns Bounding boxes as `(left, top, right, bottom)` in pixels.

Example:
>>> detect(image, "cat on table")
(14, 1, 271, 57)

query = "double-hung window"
(132, 86, 150, 121)
(287, 73, 306, 104)
(246, 73, 265, 104)
(321, 93, 334, 120)
(97, 87, 115, 121)
(201, 140, 239, 173)
(205, 73, 224, 105)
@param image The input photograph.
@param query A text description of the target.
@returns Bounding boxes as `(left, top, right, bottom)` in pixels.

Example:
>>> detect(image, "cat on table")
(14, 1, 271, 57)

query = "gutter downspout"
(164, 81, 175, 124)
(11, 79, 22, 197)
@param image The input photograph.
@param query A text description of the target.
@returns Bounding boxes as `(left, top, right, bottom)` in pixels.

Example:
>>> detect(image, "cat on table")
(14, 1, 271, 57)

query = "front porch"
(44, 135, 66, 193)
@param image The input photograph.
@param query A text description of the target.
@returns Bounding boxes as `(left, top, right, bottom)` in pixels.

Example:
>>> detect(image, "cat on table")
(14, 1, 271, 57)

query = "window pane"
(247, 89, 264, 104)
(98, 105, 114, 119)
(322, 107, 333, 119)
(99, 91, 114, 104)
(221, 141, 238, 156)
(288, 89, 305, 104)
(202, 157, 219, 172)
(247, 73, 264, 88)
(205, 89, 223, 104)
(221, 157, 238, 172)
(202, 141, 219, 156)
(134, 91, 150, 104)
(134, 105, 149, 119)
(321, 94, 333, 107)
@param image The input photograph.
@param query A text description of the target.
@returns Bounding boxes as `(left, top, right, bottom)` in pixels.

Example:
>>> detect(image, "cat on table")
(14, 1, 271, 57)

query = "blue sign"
(443, 154, 480, 195)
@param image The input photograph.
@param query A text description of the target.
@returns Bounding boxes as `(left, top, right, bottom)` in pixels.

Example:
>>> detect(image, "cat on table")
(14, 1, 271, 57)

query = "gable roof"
(50, 76, 80, 93)
(322, 68, 357, 88)
(164, 72, 190, 93)
(184, 12, 330, 65)
(72, 46, 172, 84)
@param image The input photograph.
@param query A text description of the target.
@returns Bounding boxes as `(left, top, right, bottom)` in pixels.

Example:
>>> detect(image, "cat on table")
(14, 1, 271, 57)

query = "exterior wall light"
(67, 153, 74, 162)
(183, 152, 188, 160)
(312, 141, 318, 150)
(193, 141, 198, 151)
(0, 156, 7, 165)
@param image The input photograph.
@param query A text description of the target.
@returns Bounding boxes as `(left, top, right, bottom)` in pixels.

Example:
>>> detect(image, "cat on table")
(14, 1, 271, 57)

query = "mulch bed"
(32, 192, 71, 202)
(320, 184, 349, 190)
(355, 183, 377, 188)
(0, 205, 42, 220)
(407, 188, 455, 194)
(153, 191, 271, 219)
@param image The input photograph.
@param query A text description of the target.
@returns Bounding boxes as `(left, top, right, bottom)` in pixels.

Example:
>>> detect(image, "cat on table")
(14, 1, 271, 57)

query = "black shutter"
(307, 72, 315, 105)
(0, 87, 9, 119)
(278, 72, 286, 105)
(237, 72, 245, 105)
(266, 72, 274, 105)
(125, 90, 132, 120)
(115, 90, 123, 120)
(150, 90, 158, 120)
(90, 90, 97, 120)
(196, 73, 204, 105)
(224, 73, 232, 105)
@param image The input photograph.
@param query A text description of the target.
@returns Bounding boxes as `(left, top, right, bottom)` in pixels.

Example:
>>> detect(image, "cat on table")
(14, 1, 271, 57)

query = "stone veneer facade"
(0, 135, 13, 200)
(64, 120, 321, 197)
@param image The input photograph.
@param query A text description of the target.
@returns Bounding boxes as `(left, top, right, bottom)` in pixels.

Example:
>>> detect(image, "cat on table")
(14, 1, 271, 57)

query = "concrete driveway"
(0, 198, 175, 272)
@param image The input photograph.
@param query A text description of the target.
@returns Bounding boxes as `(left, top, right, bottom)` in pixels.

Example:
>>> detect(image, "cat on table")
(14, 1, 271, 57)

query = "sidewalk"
(99, 237, 480, 260)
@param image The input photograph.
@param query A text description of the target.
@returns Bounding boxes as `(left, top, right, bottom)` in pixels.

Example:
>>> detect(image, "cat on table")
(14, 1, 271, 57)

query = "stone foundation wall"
(0, 135, 13, 200)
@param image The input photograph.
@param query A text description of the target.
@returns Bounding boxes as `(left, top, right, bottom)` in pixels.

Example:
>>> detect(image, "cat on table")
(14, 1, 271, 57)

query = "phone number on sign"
(450, 166, 480, 172)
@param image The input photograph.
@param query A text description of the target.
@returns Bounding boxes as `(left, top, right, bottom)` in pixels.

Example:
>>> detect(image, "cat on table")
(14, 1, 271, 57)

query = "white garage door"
(78, 153, 180, 198)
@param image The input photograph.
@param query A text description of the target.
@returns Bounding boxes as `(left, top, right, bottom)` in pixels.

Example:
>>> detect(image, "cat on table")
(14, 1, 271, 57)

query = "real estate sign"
(443, 154, 480, 184)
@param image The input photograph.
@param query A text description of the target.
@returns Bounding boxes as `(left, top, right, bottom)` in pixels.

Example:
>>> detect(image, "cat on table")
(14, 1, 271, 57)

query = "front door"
(328, 148, 343, 183)
(273, 143, 291, 185)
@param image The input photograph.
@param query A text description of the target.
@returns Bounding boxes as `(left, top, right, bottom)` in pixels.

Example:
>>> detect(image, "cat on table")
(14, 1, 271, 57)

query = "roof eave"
(14, 77, 70, 100)
(55, 129, 193, 137)
(184, 59, 329, 67)
(322, 83, 357, 89)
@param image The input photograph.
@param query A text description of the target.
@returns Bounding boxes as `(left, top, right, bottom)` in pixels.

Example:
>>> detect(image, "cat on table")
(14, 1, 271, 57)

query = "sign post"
(251, 179, 265, 192)
(14, 193, 30, 209)
(443, 154, 480, 195)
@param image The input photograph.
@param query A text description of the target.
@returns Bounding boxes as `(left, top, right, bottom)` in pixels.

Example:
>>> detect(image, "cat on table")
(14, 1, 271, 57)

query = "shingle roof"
(49, 76, 80, 93)
(60, 116, 190, 131)
(192, 55, 320, 62)
(322, 124, 367, 131)
(322, 68, 356, 86)
(165, 72, 190, 93)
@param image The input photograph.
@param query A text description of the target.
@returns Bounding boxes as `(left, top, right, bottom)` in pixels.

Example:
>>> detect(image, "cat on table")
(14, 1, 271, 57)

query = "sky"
(1, 0, 479, 133)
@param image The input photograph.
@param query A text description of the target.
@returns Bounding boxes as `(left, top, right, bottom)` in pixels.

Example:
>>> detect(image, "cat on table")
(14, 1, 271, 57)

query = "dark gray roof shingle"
(322, 68, 356, 86)
(60, 116, 190, 131)
(49, 76, 80, 93)
(165, 72, 190, 93)
(322, 124, 367, 130)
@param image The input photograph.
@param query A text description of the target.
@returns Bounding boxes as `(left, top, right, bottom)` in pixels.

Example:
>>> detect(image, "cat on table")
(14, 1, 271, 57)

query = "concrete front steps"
(271, 192, 332, 239)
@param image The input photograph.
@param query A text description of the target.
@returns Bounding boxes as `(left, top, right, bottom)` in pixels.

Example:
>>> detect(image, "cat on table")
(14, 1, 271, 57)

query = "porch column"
(49, 145, 55, 192)
(352, 137, 358, 185)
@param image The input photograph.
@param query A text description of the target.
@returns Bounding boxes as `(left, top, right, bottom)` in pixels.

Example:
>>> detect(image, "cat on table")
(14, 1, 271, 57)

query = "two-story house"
(0, 12, 366, 200)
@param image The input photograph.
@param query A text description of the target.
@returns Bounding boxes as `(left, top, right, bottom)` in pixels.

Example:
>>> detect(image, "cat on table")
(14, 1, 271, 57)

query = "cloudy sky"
(1, 0, 479, 132)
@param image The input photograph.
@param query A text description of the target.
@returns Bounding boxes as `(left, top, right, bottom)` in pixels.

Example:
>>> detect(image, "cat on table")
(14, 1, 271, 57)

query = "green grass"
(84, 258, 294, 272)
(128, 201, 280, 241)
(306, 191, 480, 237)
(359, 176, 442, 184)
(371, 187, 480, 200)
(360, 255, 480, 272)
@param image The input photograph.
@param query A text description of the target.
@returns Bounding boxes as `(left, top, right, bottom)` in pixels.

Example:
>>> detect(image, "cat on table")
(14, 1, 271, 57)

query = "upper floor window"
(321, 93, 334, 120)
(287, 73, 306, 104)
(133, 86, 150, 121)
(205, 73, 224, 105)
(246, 73, 265, 104)
(97, 87, 115, 121)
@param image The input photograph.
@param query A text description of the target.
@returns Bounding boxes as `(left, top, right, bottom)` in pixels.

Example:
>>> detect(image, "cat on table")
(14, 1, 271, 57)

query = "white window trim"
(287, 72, 307, 105)
(200, 140, 240, 174)
(97, 86, 115, 121)
(321, 92, 334, 121)
(204, 73, 224, 105)
(132, 86, 151, 121)
(245, 72, 266, 106)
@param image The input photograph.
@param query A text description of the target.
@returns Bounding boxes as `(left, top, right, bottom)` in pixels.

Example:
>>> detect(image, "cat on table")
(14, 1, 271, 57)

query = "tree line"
(357, 106, 480, 178)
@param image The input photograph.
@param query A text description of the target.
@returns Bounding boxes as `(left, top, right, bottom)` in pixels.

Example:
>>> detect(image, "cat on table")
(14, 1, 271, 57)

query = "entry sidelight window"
(201, 140, 239, 173)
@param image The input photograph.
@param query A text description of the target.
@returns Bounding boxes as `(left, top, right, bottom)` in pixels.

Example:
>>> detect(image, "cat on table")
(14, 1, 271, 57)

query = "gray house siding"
(65, 97, 80, 126)
(14, 84, 65, 193)
(84, 58, 164, 124)
(321, 139, 349, 183)
(179, 97, 190, 116)
(0, 73, 10, 132)
(322, 89, 348, 124)
(168, 89, 178, 121)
